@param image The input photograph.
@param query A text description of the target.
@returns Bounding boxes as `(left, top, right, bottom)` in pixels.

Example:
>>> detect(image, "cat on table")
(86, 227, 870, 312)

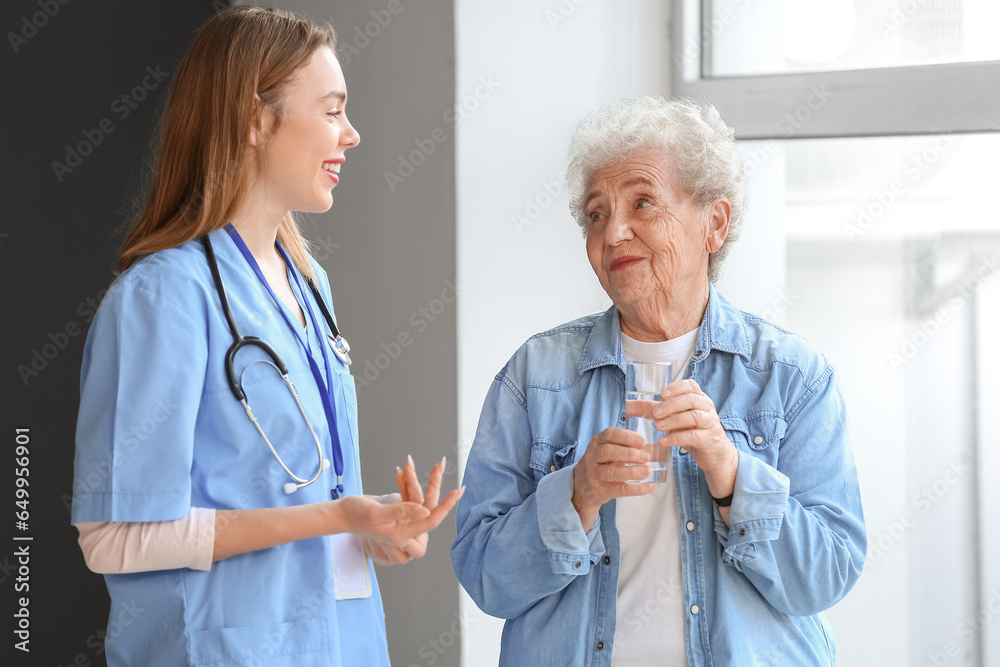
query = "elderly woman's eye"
(636, 200, 651, 209)
(588, 211, 603, 223)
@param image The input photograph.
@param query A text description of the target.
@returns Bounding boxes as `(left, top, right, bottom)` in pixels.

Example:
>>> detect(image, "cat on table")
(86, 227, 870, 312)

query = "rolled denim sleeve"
(452, 372, 604, 620)
(714, 366, 866, 616)
(535, 465, 605, 572)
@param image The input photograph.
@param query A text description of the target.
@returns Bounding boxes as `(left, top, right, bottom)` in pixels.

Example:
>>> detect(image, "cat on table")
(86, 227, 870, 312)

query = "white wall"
(455, 2, 669, 664)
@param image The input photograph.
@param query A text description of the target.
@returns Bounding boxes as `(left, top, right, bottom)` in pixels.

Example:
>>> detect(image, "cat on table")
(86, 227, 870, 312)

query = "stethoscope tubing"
(200, 231, 344, 494)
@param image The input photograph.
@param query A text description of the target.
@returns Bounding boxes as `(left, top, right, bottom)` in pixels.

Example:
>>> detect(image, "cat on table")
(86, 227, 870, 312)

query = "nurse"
(70, 6, 461, 666)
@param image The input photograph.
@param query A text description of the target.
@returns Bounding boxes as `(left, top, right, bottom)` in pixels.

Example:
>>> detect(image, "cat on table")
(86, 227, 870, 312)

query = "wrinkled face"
(254, 47, 360, 213)
(584, 149, 728, 311)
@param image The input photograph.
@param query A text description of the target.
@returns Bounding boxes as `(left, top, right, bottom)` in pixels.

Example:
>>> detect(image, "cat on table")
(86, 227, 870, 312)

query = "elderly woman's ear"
(705, 198, 732, 254)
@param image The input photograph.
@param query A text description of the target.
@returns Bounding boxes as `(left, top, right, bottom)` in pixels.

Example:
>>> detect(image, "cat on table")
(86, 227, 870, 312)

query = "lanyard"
(224, 224, 345, 498)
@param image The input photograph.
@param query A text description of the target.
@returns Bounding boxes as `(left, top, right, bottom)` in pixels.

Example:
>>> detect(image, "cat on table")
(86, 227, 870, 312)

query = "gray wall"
(271, 2, 460, 666)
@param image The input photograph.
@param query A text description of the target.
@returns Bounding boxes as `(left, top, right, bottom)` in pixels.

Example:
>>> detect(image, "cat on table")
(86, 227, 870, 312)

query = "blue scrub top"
(71, 228, 390, 667)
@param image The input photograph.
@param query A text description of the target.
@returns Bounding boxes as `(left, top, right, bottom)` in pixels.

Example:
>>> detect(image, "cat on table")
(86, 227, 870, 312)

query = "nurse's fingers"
(401, 455, 424, 505)
(423, 457, 446, 510)
(384, 500, 431, 526)
(395, 464, 404, 499)
(401, 535, 427, 560)
(394, 461, 417, 504)
(404, 487, 464, 538)
(364, 536, 414, 565)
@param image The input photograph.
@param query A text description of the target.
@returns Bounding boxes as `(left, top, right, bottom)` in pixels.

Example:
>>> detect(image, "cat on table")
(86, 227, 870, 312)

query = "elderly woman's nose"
(604, 210, 635, 244)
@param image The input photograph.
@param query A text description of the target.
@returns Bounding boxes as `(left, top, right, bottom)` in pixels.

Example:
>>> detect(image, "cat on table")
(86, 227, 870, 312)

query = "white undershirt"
(613, 328, 698, 666)
(76, 508, 216, 574)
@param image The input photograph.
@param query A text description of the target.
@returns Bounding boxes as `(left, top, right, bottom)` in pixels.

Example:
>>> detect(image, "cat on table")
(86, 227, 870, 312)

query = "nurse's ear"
(248, 94, 276, 148)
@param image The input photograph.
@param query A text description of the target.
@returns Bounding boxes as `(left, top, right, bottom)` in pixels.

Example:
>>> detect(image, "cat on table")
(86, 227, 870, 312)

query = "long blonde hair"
(119, 6, 338, 281)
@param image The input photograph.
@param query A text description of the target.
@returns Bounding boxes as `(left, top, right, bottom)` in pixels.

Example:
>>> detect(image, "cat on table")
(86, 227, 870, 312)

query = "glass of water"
(624, 361, 673, 483)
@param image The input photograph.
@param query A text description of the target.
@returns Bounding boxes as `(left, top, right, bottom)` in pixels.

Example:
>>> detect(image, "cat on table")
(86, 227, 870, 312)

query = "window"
(672, 2, 1000, 664)
(708, 0, 1000, 76)
(672, 0, 1000, 138)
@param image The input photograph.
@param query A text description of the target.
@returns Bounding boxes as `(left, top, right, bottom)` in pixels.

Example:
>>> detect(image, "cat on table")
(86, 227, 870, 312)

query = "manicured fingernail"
(396, 466, 402, 474)
(407, 454, 414, 468)
(441, 456, 447, 467)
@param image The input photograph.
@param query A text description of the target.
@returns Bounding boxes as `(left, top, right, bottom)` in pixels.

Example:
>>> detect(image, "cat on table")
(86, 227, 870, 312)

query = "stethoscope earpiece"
(283, 482, 299, 495)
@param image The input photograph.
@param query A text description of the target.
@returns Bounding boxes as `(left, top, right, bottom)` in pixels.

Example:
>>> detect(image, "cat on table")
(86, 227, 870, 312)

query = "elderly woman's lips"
(610, 256, 644, 271)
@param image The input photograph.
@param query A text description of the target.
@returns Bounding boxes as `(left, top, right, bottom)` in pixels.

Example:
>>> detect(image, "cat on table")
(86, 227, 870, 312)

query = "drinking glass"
(624, 361, 673, 483)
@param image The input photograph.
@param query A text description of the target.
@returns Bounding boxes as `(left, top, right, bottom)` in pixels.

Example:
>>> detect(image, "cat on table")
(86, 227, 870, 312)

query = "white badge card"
(331, 533, 372, 600)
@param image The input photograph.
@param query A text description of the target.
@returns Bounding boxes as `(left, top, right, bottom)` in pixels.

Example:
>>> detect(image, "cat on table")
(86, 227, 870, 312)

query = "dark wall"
(1, 1, 220, 664)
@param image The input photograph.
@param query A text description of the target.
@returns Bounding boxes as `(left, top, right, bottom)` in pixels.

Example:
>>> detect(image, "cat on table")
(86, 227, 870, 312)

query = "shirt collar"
(578, 283, 752, 375)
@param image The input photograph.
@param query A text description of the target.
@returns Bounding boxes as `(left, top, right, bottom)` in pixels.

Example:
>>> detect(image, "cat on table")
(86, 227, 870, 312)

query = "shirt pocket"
(720, 414, 787, 467)
(188, 616, 331, 666)
(528, 438, 578, 484)
(336, 370, 359, 451)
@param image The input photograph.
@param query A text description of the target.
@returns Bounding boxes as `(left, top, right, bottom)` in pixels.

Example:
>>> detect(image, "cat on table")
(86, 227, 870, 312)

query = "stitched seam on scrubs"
(181, 567, 194, 661)
(191, 645, 329, 665)
(125, 273, 207, 332)
(92, 490, 190, 497)
(117, 281, 206, 345)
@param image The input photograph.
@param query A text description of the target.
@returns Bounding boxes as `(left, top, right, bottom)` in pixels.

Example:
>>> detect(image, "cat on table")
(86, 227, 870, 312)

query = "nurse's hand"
(336, 457, 463, 560)
(212, 464, 462, 564)
(361, 457, 450, 565)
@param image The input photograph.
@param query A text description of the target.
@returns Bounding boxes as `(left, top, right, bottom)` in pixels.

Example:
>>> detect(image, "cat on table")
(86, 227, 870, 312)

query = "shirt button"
(679, 448, 688, 455)
(753, 435, 764, 445)
(596, 641, 606, 650)
(739, 528, 747, 536)
(690, 604, 700, 615)
(574, 561, 582, 569)
(686, 521, 695, 531)
(694, 349, 703, 356)
(603, 555, 612, 565)
(621, 414, 626, 422)
(549, 465, 557, 472)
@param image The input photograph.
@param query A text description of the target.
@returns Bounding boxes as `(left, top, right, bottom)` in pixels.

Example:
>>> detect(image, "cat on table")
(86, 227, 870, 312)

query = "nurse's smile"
(322, 158, 343, 184)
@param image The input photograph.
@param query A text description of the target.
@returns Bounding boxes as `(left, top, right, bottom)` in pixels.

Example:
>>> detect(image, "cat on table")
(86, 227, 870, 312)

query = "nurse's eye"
(326, 111, 342, 119)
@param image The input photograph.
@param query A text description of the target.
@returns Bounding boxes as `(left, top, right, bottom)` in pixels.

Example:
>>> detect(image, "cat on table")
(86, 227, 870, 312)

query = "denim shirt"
(451, 285, 866, 666)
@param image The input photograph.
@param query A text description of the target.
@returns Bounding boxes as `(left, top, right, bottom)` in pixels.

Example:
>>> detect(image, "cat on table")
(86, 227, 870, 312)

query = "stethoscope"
(201, 225, 352, 496)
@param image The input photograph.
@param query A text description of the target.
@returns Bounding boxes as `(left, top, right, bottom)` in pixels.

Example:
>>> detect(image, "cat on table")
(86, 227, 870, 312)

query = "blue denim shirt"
(451, 285, 866, 666)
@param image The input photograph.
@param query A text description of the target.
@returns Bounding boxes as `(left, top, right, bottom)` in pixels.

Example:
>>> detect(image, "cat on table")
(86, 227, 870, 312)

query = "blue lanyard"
(224, 224, 345, 498)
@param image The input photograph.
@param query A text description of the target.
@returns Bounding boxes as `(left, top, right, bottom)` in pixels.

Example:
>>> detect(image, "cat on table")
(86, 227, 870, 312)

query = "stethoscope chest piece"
(328, 334, 352, 366)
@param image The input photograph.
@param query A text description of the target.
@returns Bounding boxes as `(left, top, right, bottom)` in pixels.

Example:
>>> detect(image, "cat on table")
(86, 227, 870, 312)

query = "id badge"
(331, 533, 372, 600)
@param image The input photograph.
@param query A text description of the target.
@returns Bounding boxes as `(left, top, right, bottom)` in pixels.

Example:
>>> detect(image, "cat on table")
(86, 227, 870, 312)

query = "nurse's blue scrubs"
(71, 228, 390, 667)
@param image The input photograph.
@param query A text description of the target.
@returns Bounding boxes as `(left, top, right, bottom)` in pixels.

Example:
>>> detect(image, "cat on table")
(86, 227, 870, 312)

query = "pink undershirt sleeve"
(75, 507, 216, 574)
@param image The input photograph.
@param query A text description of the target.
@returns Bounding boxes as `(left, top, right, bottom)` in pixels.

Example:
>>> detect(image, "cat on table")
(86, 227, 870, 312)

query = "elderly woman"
(451, 95, 865, 666)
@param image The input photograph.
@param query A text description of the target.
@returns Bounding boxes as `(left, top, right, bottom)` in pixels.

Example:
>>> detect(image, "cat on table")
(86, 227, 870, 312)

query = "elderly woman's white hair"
(566, 95, 746, 283)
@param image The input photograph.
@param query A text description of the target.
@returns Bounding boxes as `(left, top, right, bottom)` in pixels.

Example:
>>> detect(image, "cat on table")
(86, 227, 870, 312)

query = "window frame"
(669, 0, 1000, 139)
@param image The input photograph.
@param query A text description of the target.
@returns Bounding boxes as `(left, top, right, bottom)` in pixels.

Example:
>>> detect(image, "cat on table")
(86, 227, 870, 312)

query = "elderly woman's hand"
(651, 379, 739, 521)
(571, 428, 657, 532)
